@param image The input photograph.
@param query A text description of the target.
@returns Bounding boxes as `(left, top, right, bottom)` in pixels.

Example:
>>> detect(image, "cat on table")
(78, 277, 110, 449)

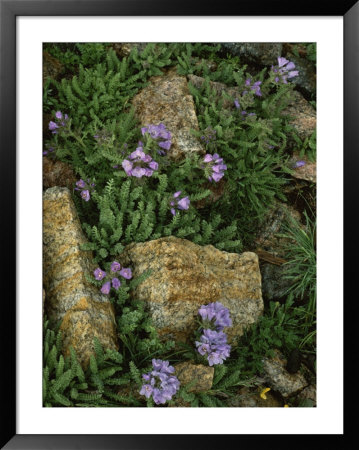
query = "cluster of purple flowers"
(74, 179, 95, 202)
(141, 123, 172, 156)
(271, 57, 299, 84)
(198, 301, 233, 330)
(203, 153, 227, 183)
(48, 111, 69, 134)
(170, 191, 190, 216)
(139, 359, 180, 405)
(243, 78, 262, 97)
(195, 302, 232, 366)
(94, 261, 132, 295)
(122, 146, 159, 178)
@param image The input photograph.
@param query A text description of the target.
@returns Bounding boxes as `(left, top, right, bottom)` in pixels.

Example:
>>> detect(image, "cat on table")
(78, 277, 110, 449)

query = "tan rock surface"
(290, 151, 316, 183)
(43, 156, 77, 191)
(132, 68, 204, 160)
(119, 236, 263, 344)
(174, 361, 214, 393)
(283, 90, 316, 142)
(43, 187, 118, 368)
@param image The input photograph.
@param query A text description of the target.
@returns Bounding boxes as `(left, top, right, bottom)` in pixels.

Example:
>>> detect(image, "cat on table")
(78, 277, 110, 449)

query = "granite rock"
(174, 361, 214, 393)
(262, 350, 308, 397)
(254, 201, 302, 258)
(296, 384, 316, 407)
(43, 187, 118, 368)
(290, 151, 316, 183)
(283, 90, 316, 142)
(112, 43, 148, 58)
(221, 43, 283, 66)
(287, 54, 316, 98)
(43, 51, 63, 83)
(43, 156, 77, 190)
(132, 68, 204, 160)
(118, 236, 263, 344)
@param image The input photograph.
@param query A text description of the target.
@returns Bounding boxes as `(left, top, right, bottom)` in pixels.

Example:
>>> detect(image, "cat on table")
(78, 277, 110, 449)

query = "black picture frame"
(1, 0, 356, 448)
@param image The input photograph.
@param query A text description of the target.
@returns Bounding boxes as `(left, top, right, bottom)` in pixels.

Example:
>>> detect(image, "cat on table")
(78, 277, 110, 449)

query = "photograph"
(42, 42, 317, 409)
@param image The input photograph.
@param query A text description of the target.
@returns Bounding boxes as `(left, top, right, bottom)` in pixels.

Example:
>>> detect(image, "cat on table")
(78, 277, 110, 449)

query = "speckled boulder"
(290, 151, 316, 183)
(287, 54, 316, 98)
(118, 236, 263, 344)
(174, 361, 214, 393)
(43, 51, 63, 83)
(221, 43, 283, 66)
(132, 68, 204, 160)
(282, 90, 316, 142)
(43, 156, 77, 191)
(43, 187, 118, 368)
(262, 350, 308, 397)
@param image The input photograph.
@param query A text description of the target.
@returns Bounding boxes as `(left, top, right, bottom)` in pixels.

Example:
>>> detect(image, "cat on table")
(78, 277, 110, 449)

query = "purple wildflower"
(243, 78, 262, 96)
(195, 303, 232, 366)
(139, 359, 180, 405)
(94, 268, 106, 281)
(48, 111, 69, 134)
(141, 123, 172, 155)
(170, 192, 190, 216)
(111, 277, 121, 290)
(272, 57, 299, 84)
(75, 179, 95, 201)
(203, 153, 227, 183)
(177, 197, 190, 210)
(48, 121, 59, 131)
(111, 261, 121, 272)
(234, 98, 240, 109)
(293, 160, 306, 168)
(198, 302, 232, 330)
(121, 144, 159, 178)
(81, 190, 90, 201)
(119, 268, 132, 279)
(101, 281, 111, 295)
(76, 179, 86, 189)
(195, 328, 231, 366)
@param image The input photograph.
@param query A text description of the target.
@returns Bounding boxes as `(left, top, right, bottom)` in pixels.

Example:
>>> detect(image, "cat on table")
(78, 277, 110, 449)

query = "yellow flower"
(260, 387, 271, 400)
(284, 404, 289, 407)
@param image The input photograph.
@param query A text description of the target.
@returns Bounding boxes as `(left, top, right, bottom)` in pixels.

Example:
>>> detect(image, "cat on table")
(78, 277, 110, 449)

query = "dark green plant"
(280, 210, 317, 330)
(43, 319, 138, 407)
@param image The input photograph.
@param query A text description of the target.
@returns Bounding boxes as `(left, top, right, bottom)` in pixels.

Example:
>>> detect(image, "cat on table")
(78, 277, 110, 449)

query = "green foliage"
(43, 319, 141, 407)
(280, 210, 317, 331)
(81, 175, 241, 264)
(233, 297, 316, 377)
(44, 43, 109, 72)
(187, 74, 296, 242)
(291, 130, 316, 162)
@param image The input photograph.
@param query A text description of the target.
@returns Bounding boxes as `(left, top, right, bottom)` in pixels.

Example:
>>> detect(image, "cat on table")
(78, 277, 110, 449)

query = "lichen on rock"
(118, 236, 263, 344)
(43, 186, 118, 368)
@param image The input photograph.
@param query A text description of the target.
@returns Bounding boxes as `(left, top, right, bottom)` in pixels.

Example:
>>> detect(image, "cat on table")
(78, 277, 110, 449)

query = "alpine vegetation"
(43, 42, 316, 409)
